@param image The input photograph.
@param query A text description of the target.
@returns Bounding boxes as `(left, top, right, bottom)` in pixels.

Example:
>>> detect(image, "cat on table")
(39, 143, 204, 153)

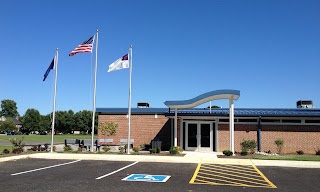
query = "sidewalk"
(1, 152, 320, 168)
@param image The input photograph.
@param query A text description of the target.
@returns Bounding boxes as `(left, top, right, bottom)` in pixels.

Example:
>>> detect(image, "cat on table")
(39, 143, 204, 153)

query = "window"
(282, 119, 301, 123)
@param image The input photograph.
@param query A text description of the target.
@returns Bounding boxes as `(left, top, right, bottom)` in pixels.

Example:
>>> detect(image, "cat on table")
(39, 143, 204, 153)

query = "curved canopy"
(164, 89, 240, 109)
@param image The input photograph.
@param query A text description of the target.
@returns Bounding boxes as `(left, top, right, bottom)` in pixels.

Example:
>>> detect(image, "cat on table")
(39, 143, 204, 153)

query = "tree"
(1, 99, 19, 117)
(98, 121, 117, 139)
(74, 110, 92, 133)
(207, 105, 221, 108)
(0, 118, 17, 132)
(55, 110, 75, 134)
(21, 108, 41, 133)
(40, 114, 51, 133)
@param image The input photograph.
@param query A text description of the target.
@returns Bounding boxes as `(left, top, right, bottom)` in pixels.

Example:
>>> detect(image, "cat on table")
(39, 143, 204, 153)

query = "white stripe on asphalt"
(11, 160, 81, 176)
(96, 161, 139, 180)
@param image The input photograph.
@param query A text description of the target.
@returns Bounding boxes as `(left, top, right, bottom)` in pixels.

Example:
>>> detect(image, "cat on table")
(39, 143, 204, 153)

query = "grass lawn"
(0, 145, 12, 152)
(0, 134, 97, 143)
(254, 154, 320, 161)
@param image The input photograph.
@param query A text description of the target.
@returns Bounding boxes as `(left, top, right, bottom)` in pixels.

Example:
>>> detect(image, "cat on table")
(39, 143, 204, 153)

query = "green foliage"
(296, 150, 304, 155)
(64, 145, 72, 152)
(240, 140, 257, 154)
(2, 148, 10, 154)
(133, 147, 139, 153)
(207, 105, 221, 108)
(98, 121, 117, 139)
(149, 148, 157, 154)
(275, 139, 284, 154)
(241, 151, 248, 156)
(0, 118, 17, 132)
(39, 114, 51, 133)
(9, 137, 25, 154)
(74, 110, 96, 133)
(1, 99, 19, 117)
(222, 150, 233, 156)
(140, 143, 145, 149)
(55, 110, 75, 134)
(118, 145, 125, 154)
(102, 146, 111, 152)
(21, 108, 41, 133)
(169, 146, 183, 155)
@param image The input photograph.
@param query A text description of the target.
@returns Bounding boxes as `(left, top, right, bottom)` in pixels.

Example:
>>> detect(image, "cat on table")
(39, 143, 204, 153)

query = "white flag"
(108, 54, 129, 72)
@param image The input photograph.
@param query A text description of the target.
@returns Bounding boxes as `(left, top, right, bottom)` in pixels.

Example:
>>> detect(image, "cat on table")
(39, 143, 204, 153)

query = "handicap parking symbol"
(122, 174, 171, 182)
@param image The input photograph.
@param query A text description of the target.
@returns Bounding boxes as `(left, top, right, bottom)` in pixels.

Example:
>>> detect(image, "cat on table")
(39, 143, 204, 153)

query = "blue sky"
(1, 0, 319, 116)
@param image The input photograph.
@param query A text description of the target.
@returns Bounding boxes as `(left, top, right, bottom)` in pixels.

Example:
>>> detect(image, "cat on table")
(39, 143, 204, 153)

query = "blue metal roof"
(97, 107, 320, 117)
(164, 89, 240, 109)
(166, 108, 320, 117)
(96, 108, 168, 114)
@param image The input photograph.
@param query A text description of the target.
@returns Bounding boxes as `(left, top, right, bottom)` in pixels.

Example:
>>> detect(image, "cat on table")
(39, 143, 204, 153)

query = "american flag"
(69, 35, 94, 56)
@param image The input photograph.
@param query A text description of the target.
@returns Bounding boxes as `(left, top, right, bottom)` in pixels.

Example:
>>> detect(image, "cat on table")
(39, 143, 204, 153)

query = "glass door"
(186, 123, 198, 150)
(185, 121, 213, 151)
(199, 123, 212, 152)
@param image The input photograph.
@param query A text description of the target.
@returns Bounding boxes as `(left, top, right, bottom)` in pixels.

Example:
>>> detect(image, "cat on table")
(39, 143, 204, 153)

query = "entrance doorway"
(184, 121, 214, 152)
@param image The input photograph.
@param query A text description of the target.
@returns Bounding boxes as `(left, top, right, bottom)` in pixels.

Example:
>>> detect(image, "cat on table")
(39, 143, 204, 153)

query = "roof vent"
(297, 100, 313, 108)
(137, 102, 149, 108)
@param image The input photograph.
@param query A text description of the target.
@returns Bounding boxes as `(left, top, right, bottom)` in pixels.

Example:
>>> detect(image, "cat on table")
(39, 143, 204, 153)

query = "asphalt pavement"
(1, 158, 320, 192)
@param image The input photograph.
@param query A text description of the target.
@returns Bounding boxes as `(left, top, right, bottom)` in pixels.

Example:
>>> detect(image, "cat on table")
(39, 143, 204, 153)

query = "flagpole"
(91, 29, 98, 151)
(50, 48, 59, 153)
(127, 45, 133, 154)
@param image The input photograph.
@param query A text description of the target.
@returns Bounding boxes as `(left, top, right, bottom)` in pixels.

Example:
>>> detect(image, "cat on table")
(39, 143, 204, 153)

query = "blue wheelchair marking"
(122, 174, 171, 182)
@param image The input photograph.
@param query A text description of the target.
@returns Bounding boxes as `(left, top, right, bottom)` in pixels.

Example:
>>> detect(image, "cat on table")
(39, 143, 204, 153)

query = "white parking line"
(11, 160, 81, 176)
(96, 161, 139, 180)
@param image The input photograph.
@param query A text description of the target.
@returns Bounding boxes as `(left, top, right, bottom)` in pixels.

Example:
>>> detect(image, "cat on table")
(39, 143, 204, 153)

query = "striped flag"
(43, 58, 54, 81)
(69, 35, 95, 56)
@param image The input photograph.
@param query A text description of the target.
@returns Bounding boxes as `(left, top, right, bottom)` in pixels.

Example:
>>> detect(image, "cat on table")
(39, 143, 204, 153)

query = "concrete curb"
(1, 153, 320, 168)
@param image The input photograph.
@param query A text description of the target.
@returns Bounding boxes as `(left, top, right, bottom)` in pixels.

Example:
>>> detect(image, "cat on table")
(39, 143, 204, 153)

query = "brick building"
(97, 90, 320, 154)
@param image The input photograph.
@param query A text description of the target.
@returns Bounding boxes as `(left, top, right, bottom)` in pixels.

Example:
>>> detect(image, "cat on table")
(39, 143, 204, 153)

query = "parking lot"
(1, 158, 320, 192)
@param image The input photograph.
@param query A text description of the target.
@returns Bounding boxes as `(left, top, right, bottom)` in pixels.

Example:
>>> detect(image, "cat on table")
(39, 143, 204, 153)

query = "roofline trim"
(164, 89, 240, 109)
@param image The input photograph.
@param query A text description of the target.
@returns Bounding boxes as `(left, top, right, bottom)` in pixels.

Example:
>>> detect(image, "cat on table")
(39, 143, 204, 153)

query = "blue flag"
(43, 58, 54, 81)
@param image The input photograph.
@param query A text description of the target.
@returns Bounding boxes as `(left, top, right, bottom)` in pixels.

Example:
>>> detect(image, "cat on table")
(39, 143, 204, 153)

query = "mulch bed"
(218, 153, 256, 159)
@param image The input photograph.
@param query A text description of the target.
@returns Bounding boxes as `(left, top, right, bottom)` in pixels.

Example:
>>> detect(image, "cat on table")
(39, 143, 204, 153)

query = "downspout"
(257, 116, 261, 152)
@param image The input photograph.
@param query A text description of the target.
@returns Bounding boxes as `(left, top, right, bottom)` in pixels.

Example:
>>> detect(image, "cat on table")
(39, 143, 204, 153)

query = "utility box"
(151, 138, 162, 149)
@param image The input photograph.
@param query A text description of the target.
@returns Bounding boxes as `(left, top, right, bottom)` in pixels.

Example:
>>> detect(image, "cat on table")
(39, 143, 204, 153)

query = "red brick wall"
(98, 114, 320, 154)
(98, 114, 171, 149)
(218, 124, 320, 154)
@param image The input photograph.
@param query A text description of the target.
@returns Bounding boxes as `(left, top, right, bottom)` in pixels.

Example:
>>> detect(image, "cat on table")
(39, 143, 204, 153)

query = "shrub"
(275, 139, 284, 154)
(169, 146, 183, 155)
(240, 140, 257, 154)
(139, 143, 145, 149)
(133, 147, 139, 153)
(52, 146, 56, 152)
(222, 150, 233, 156)
(315, 148, 320, 155)
(2, 148, 10, 154)
(296, 150, 304, 155)
(169, 149, 178, 155)
(156, 148, 161, 153)
(149, 148, 157, 154)
(31, 146, 38, 151)
(12, 148, 23, 154)
(103, 146, 111, 153)
(9, 137, 25, 153)
(64, 145, 72, 152)
(241, 151, 248, 156)
(118, 146, 125, 154)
